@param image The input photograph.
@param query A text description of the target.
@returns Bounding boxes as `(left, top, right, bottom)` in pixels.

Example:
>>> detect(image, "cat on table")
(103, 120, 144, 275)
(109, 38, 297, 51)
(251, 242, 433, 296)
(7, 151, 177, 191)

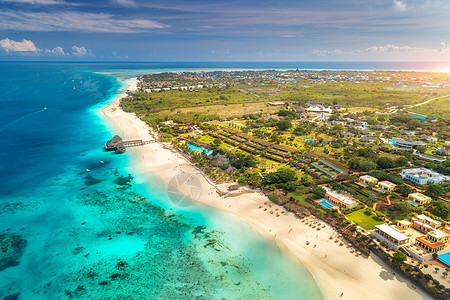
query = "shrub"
(268, 193, 279, 202)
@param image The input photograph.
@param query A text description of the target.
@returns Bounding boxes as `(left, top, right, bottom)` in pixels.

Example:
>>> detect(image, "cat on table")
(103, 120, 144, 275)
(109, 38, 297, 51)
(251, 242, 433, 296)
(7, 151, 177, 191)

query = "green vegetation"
(287, 190, 320, 210)
(392, 250, 407, 265)
(346, 208, 384, 230)
(409, 96, 450, 122)
(125, 69, 450, 229)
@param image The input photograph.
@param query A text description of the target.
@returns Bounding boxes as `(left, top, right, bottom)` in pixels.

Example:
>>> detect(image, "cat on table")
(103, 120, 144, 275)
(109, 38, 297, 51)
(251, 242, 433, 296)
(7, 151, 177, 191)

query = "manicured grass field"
(346, 208, 384, 230)
(287, 191, 321, 211)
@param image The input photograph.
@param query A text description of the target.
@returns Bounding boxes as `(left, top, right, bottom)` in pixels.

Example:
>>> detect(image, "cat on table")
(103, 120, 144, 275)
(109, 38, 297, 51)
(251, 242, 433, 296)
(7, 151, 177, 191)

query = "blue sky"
(0, 0, 449, 61)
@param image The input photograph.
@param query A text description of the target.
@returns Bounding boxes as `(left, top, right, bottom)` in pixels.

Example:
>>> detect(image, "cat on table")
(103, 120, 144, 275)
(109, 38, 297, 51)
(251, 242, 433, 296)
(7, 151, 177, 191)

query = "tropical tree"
(368, 193, 378, 202)
(277, 119, 292, 131)
(392, 250, 407, 265)
(312, 186, 326, 198)
(425, 184, 443, 198)
(377, 156, 396, 169)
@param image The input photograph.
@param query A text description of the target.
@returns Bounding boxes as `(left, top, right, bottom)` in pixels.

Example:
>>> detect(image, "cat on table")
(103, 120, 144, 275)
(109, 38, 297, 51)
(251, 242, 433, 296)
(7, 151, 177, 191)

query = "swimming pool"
(378, 189, 385, 193)
(409, 201, 418, 206)
(318, 200, 334, 209)
(306, 139, 317, 143)
(188, 144, 213, 155)
(359, 182, 367, 186)
(437, 252, 450, 267)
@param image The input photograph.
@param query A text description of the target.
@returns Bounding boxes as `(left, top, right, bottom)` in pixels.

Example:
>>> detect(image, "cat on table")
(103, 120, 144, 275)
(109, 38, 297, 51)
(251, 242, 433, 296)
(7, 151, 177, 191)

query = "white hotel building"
(401, 168, 449, 185)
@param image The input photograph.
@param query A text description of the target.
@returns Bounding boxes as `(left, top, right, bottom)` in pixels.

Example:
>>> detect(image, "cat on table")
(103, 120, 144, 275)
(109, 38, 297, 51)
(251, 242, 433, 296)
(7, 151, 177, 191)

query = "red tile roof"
(416, 236, 445, 248)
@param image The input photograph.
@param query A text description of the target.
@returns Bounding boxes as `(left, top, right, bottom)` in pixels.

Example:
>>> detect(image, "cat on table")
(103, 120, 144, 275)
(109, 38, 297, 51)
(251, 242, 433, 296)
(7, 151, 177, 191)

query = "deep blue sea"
(1, 61, 448, 299)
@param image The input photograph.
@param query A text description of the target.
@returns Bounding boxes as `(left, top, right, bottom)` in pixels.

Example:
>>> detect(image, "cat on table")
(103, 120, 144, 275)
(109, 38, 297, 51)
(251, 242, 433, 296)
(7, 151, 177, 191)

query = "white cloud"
(0, 38, 38, 52)
(394, 1, 407, 12)
(71, 46, 87, 56)
(0, 38, 95, 57)
(0, 11, 168, 33)
(44, 46, 65, 55)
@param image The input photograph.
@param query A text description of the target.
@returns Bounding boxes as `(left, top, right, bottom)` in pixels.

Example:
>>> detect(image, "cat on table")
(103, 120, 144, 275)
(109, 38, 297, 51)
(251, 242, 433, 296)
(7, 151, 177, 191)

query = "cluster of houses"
(143, 84, 205, 93)
(357, 171, 448, 203)
(317, 167, 445, 212)
(161, 120, 199, 134)
(373, 215, 450, 262)
(314, 168, 449, 264)
(358, 175, 397, 193)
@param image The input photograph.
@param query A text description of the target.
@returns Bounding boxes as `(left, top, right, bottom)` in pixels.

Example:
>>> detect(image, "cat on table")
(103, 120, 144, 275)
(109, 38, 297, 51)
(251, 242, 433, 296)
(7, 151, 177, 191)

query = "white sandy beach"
(101, 77, 432, 300)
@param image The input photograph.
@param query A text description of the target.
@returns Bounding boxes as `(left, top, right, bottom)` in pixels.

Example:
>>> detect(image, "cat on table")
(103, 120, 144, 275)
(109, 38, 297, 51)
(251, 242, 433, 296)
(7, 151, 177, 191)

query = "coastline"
(100, 77, 433, 300)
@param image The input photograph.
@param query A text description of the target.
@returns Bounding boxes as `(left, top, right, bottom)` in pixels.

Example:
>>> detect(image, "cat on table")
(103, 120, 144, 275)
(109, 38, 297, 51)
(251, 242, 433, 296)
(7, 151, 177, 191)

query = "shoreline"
(100, 76, 433, 300)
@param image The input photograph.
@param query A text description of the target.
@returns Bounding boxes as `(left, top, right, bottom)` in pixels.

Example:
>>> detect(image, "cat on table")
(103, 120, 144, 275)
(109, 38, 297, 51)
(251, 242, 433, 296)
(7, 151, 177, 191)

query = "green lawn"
(346, 209, 384, 230)
(287, 191, 322, 211)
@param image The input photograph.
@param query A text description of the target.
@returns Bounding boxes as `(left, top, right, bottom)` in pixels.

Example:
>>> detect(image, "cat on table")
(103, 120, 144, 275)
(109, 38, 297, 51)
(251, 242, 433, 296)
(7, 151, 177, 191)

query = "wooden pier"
(105, 135, 153, 153)
(123, 140, 152, 147)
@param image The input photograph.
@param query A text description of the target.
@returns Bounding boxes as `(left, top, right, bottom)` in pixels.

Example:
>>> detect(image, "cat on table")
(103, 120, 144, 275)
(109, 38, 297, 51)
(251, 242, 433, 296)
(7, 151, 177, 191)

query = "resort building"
(323, 187, 358, 209)
(412, 214, 441, 233)
(268, 102, 284, 106)
(408, 193, 432, 205)
(416, 214, 441, 228)
(378, 181, 396, 193)
(400, 168, 450, 185)
(397, 220, 412, 230)
(359, 175, 378, 186)
(391, 137, 425, 149)
(373, 224, 410, 250)
(415, 230, 450, 253)
(412, 218, 434, 233)
(104, 135, 126, 154)
(306, 104, 332, 113)
(414, 152, 446, 163)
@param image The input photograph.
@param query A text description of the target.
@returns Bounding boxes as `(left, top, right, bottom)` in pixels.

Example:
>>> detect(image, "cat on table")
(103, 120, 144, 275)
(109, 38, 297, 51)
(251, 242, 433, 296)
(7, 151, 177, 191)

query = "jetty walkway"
(105, 135, 153, 153)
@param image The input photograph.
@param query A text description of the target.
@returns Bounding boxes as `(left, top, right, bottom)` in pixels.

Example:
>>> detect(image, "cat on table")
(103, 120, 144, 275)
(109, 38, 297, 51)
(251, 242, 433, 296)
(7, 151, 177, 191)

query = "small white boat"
(86, 169, 90, 172)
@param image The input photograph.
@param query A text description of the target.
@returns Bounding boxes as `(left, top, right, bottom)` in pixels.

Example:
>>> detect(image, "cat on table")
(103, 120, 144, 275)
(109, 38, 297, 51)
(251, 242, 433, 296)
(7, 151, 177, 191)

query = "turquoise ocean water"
(3, 61, 447, 299)
(0, 62, 326, 299)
